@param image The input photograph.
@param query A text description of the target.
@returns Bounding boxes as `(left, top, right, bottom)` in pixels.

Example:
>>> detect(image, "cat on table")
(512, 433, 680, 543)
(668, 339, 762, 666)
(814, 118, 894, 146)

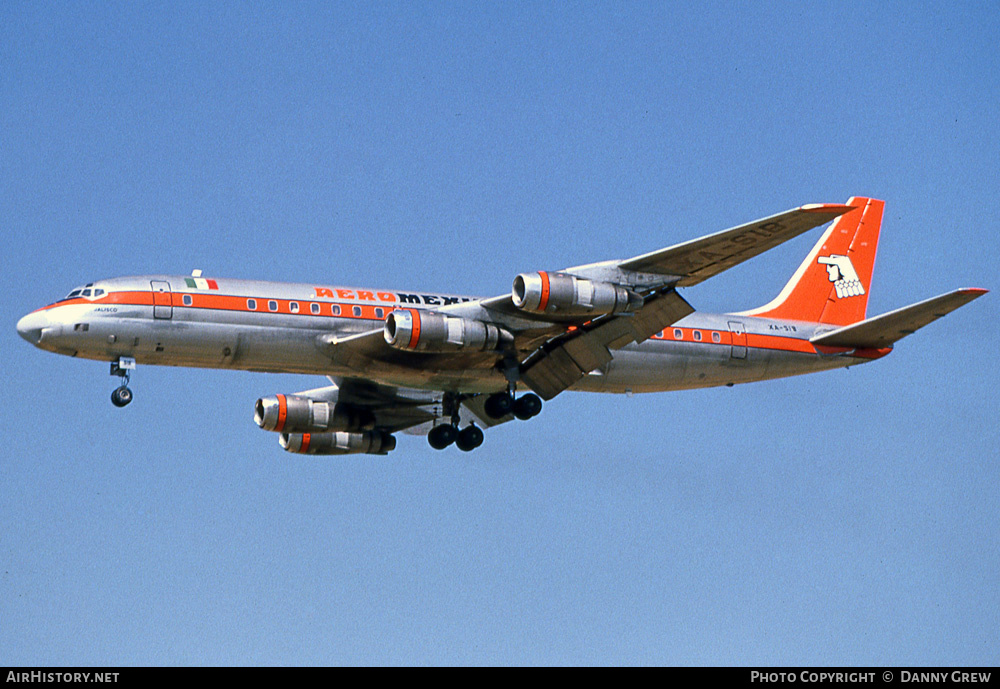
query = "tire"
(513, 393, 542, 420)
(484, 392, 514, 419)
(111, 386, 133, 407)
(427, 424, 458, 450)
(455, 425, 484, 452)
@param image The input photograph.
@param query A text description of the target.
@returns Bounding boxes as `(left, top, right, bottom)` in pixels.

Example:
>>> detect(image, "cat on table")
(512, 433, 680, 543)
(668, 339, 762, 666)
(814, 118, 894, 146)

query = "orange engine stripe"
(538, 271, 550, 312)
(300, 433, 311, 454)
(408, 308, 421, 349)
(276, 394, 287, 433)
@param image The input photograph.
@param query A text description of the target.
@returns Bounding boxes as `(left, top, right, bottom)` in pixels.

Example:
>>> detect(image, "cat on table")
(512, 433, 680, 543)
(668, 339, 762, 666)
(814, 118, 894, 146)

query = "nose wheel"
(109, 357, 135, 407)
(111, 385, 133, 407)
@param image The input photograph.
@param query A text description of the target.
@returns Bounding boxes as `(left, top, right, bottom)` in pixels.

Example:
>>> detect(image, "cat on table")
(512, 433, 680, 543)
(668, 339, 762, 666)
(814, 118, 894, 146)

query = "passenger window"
(693, 331, 702, 341)
(290, 302, 299, 313)
(352, 306, 362, 317)
(375, 307, 384, 319)
(247, 299, 257, 310)
(268, 300, 278, 312)
(182, 294, 193, 306)
(712, 331, 721, 343)
(310, 303, 320, 315)
(332, 304, 341, 316)
(673, 328, 683, 339)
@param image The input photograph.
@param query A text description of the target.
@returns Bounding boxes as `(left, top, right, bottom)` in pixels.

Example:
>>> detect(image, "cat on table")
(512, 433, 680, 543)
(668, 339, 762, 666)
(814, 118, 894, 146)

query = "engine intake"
(255, 394, 375, 433)
(512, 272, 641, 316)
(384, 309, 510, 352)
(280, 431, 396, 455)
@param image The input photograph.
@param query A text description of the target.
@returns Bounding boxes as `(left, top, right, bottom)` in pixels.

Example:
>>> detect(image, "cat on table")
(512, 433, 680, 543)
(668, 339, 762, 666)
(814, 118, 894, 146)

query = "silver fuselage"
(17, 275, 888, 393)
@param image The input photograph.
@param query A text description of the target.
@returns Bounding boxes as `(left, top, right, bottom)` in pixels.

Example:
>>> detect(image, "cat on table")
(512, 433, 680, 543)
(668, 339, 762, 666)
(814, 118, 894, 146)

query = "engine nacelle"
(279, 431, 396, 456)
(384, 309, 510, 352)
(254, 394, 375, 433)
(512, 272, 641, 316)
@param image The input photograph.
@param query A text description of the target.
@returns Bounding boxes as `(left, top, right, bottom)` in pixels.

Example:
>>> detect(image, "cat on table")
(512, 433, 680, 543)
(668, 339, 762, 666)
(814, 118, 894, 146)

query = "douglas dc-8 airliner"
(16, 197, 986, 455)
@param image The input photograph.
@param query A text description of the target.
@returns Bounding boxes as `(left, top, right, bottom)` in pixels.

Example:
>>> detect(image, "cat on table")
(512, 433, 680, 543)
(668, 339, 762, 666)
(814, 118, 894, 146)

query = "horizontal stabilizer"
(810, 288, 987, 349)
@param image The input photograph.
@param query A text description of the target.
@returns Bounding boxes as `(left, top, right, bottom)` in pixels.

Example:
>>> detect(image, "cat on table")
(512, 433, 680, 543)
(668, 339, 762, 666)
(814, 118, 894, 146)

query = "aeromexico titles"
(17, 197, 986, 455)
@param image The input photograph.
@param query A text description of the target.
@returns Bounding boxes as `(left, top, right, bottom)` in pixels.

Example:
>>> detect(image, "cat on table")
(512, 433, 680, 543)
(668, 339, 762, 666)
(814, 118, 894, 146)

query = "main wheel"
(513, 393, 542, 420)
(111, 386, 133, 407)
(484, 392, 514, 419)
(427, 423, 458, 450)
(455, 425, 484, 452)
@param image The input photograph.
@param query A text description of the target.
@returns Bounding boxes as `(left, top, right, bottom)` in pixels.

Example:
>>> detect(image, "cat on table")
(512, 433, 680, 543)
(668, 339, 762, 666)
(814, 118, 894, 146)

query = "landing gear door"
(728, 321, 747, 359)
(151, 281, 172, 319)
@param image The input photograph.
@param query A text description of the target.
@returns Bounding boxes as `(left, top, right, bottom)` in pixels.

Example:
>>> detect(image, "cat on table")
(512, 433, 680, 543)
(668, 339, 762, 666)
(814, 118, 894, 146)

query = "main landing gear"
(484, 390, 542, 421)
(110, 357, 136, 407)
(427, 392, 486, 452)
(426, 389, 543, 452)
(428, 423, 485, 452)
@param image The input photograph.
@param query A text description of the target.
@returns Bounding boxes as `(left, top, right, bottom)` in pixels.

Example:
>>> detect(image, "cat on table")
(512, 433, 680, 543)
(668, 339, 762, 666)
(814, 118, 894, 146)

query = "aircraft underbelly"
(63, 312, 854, 395)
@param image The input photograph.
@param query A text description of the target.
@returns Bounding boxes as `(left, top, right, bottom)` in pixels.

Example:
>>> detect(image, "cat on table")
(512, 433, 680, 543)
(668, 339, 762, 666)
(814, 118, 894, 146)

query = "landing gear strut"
(110, 357, 135, 407)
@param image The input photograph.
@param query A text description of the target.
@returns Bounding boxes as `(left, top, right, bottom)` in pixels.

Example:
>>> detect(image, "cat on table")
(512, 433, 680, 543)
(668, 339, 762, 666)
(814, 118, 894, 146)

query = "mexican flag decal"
(185, 277, 219, 290)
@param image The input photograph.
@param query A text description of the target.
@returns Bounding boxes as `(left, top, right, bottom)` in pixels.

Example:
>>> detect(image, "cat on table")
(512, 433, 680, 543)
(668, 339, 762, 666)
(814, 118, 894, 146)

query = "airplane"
(16, 197, 987, 455)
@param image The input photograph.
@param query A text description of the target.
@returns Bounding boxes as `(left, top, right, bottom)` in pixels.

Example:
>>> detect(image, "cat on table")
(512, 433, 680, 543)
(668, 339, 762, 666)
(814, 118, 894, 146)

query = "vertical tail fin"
(740, 197, 884, 325)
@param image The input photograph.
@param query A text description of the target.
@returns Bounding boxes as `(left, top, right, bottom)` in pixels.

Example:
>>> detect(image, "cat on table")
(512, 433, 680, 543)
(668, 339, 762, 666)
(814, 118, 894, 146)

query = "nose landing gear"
(110, 357, 135, 407)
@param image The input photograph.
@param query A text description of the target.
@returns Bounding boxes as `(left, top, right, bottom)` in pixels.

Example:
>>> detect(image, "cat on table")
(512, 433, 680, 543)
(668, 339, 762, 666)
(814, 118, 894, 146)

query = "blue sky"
(2, 1, 997, 665)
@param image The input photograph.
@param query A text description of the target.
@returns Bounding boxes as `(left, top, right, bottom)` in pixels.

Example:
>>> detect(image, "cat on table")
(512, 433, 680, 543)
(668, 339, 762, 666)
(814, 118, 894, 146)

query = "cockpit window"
(58, 284, 106, 303)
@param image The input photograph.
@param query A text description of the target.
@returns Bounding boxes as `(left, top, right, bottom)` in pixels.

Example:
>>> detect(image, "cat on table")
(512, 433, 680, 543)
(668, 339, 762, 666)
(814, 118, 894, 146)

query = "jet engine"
(254, 394, 375, 433)
(512, 271, 641, 316)
(384, 309, 510, 352)
(279, 430, 396, 455)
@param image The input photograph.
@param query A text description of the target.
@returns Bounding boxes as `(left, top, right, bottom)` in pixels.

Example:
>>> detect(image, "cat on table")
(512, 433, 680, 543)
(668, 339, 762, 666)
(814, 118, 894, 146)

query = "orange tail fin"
(741, 197, 884, 325)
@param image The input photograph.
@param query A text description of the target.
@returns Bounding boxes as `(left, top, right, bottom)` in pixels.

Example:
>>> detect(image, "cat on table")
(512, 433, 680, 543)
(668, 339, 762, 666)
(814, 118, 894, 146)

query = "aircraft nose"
(16, 310, 47, 344)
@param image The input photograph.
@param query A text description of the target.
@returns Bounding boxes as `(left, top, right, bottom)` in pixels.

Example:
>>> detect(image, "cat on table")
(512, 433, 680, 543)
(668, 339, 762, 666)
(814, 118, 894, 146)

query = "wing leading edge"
(611, 203, 853, 285)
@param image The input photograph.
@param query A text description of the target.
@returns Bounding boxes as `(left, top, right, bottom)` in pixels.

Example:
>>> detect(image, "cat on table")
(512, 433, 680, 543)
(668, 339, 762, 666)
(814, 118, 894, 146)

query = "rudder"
(740, 197, 884, 325)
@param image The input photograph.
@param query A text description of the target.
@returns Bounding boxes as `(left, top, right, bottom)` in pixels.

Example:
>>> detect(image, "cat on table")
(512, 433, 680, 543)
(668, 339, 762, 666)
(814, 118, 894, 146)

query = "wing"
(317, 287, 694, 401)
(612, 203, 853, 286)
(317, 202, 854, 399)
(810, 288, 988, 349)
